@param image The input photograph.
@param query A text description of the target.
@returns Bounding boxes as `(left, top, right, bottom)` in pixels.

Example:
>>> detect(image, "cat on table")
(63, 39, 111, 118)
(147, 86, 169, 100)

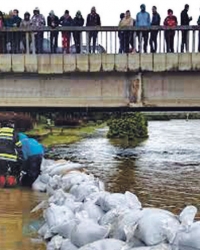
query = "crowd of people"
(0, 4, 199, 54)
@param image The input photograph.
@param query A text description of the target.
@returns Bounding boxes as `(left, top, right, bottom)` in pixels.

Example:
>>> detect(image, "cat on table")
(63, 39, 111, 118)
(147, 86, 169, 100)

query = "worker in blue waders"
(0, 121, 23, 187)
(18, 133, 44, 187)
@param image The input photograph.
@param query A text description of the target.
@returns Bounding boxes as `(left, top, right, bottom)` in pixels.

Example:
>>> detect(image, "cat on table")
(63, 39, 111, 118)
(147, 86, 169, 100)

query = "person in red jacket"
(164, 9, 178, 53)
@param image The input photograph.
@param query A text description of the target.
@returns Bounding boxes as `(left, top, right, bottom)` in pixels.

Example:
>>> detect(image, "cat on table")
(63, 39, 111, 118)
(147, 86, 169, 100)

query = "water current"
(1, 119, 200, 249)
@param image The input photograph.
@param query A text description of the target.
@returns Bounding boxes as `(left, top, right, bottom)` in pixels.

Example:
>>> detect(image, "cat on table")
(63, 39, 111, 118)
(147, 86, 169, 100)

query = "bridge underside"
(0, 71, 200, 111)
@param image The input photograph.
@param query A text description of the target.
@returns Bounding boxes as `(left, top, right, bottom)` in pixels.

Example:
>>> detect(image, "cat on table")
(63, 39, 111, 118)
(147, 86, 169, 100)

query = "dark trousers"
(150, 31, 158, 53)
(118, 32, 124, 53)
(73, 32, 82, 53)
(88, 31, 98, 53)
(21, 155, 42, 187)
(50, 31, 58, 53)
(181, 30, 188, 52)
(0, 34, 6, 53)
(35, 32, 43, 54)
(198, 31, 200, 53)
(165, 30, 175, 53)
(11, 32, 21, 54)
(0, 160, 21, 178)
(137, 31, 149, 53)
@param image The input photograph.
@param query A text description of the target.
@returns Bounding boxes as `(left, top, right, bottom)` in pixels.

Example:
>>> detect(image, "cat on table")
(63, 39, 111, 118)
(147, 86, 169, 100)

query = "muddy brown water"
(1, 120, 200, 249)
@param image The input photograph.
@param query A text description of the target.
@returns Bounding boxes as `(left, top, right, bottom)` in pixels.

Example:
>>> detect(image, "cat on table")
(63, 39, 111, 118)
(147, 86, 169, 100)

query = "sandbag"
(32, 176, 47, 192)
(70, 182, 99, 202)
(48, 189, 74, 206)
(78, 239, 127, 250)
(47, 235, 63, 250)
(51, 219, 77, 238)
(96, 191, 141, 212)
(61, 172, 92, 191)
(38, 223, 49, 237)
(44, 203, 74, 232)
(134, 208, 180, 246)
(48, 175, 62, 190)
(70, 219, 110, 247)
(60, 239, 78, 250)
(179, 205, 197, 229)
(40, 173, 50, 184)
(49, 162, 82, 176)
(78, 201, 105, 223)
(99, 207, 127, 226)
(172, 221, 200, 250)
(109, 209, 143, 241)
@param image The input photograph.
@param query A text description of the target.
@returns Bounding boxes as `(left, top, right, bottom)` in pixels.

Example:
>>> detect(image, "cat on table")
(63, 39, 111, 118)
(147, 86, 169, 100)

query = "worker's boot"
(0, 176, 6, 188)
(6, 176, 17, 187)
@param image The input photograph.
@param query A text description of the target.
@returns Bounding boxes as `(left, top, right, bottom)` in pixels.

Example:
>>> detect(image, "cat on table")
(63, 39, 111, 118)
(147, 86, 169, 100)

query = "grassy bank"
(26, 123, 105, 147)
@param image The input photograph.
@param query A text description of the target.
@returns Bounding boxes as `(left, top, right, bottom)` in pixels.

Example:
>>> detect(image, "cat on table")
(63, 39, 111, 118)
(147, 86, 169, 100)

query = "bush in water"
(107, 112, 148, 140)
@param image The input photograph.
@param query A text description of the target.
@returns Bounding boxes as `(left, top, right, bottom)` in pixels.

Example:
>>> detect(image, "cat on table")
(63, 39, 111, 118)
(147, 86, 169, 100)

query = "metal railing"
(0, 26, 200, 54)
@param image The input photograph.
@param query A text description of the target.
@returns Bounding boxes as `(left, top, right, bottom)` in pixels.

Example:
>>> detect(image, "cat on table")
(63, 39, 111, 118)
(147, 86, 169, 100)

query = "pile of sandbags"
(32, 159, 199, 250)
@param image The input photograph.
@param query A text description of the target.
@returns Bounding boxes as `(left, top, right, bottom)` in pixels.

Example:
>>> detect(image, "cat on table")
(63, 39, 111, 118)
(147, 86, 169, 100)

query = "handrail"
(0, 25, 200, 32)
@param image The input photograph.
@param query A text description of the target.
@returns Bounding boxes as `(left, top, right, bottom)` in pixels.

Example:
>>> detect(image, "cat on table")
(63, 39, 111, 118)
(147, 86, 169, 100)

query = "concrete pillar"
(166, 54, 178, 71)
(128, 54, 140, 72)
(76, 54, 89, 72)
(115, 54, 127, 72)
(0, 54, 11, 72)
(38, 55, 51, 74)
(89, 54, 102, 72)
(12, 55, 25, 73)
(25, 54, 38, 73)
(191, 53, 200, 70)
(64, 55, 76, 72)
(140, 54, 153, 71)
(153, 54, 166, 72)
(178, 53, 192, 71)
(102, 54, 114, 72)
(51, 54, 63, 74)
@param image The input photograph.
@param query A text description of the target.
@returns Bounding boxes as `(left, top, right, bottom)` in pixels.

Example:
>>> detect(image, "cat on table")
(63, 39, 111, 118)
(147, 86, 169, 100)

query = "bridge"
(1, 26, 200, 111)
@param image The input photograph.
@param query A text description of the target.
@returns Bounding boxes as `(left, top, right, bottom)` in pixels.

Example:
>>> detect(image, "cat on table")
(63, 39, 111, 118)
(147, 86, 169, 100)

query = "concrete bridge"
(1, 53, 200, 110)
(1, 26, 200, 110)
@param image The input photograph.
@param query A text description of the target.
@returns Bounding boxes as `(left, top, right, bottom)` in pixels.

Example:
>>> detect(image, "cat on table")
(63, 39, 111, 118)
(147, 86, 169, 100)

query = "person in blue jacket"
(18, 133, 44, 187)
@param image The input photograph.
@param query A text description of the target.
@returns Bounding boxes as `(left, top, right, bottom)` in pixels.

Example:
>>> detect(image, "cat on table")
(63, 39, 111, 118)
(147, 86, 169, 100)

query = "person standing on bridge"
(47, 10, 59, 53)
(20, 12, 32, 53)
(164, 9, 178, 53)
(149, 6, 160, 53)
(136, 4, 150, 53)
(31, 7, 46, 54)
(0, 11, 6, 53)
(73, 11, 84, 54)
(86, 7, 101, 53)
(180, 4, 192, 53)
(60, 10, 73, 54)
(197, 14, 200, 52)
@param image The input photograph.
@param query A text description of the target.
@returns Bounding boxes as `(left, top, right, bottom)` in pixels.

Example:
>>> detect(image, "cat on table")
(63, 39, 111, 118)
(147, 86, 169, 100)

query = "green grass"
(26, 123, 106, 147)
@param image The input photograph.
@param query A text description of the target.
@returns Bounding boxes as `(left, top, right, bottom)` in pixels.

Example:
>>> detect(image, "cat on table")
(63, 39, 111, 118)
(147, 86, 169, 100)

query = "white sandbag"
(44, 203, 74, 232)
(40, 173, 50, 184)
(47, 235, 63, 250)
(43, 162, 67, 175)
(51, 219, 77, 238)
(61, 172, 92, 191)
(48, 189, 74, 206)
(172, 221, 200, 250)
(78, 239, 127, 250)
(38, 223, 49, 237)
(60, 239, 78, 250)
(179, 205, 197, 229)
(31, 200, 48, 213)
(96, 192, 141, 212)
(49, 162, 82, 176)
(78, 201, 105, 223)
(70, 182, 99, 202)
(109, 209, 143, 241)
(46, 184, 55, 196)
(99, 207, 127, 226)
(70, 219, 110, 247)
(32, 176, 47, 192)
(49, 175, 62, 190)
(40, 158, 55, 172)
(84, 191, 110, 203)
(134, 208, 180, 246)
(128, 243, 172, 250)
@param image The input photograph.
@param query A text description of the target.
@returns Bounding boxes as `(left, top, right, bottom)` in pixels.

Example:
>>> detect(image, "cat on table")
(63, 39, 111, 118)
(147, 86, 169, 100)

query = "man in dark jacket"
(181, 4, 192, 52)
(0, 120, 23, 187)
(47, 10, 59, 53)
(118, 13, 125, 53)
(73, 11, 84, 53)
(149, 6, 160, 53)
(11, 9, 22, 54)
(86, 7, 101, 53)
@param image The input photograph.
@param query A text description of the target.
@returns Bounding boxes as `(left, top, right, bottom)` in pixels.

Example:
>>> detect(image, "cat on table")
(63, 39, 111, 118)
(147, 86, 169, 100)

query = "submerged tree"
(107, 112, 148, 141)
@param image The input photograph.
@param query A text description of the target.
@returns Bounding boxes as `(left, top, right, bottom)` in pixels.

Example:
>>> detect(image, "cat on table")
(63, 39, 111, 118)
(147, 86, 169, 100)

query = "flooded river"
(1, 119, 200, 249)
